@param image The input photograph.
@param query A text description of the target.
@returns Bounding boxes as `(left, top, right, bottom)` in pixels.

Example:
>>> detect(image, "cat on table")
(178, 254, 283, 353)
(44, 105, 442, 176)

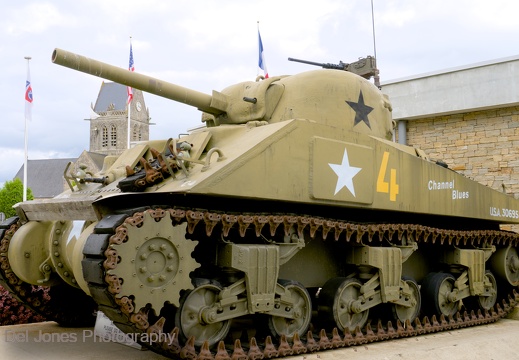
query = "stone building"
(89, 82, 150, 155)
(382, 56, 519, 198)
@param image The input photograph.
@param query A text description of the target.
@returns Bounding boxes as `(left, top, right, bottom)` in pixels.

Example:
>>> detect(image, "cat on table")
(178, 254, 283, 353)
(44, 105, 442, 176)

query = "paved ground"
(2, 314, 519, 360)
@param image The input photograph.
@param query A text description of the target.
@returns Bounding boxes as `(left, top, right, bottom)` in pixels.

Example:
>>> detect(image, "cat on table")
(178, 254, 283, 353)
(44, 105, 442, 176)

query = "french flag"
(25, 73, 33, 121)
(258, 29, 269, 79)
(25, 80, 33, 103)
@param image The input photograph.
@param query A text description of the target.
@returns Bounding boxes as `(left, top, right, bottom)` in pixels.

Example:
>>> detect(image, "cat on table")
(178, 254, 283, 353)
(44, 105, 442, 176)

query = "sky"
(2, 0, 519, 188)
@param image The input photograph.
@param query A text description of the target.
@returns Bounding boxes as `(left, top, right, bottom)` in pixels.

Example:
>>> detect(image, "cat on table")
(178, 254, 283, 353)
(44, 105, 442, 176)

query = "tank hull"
(15, 119, 519, 227)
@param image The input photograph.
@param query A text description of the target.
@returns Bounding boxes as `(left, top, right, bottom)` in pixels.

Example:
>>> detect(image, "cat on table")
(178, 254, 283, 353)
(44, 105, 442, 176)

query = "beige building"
(382, 56, 519, 199)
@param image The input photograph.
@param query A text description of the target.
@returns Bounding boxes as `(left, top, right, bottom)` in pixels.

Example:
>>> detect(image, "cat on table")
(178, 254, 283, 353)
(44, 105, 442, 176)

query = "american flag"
(127, 43, 134, 104)
(258, 29, 269, 79)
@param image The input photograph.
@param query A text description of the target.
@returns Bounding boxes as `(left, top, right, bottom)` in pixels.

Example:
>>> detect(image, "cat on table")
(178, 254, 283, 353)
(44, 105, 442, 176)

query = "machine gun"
(288, 56, 380, 87)
(288, 58, 349, 71)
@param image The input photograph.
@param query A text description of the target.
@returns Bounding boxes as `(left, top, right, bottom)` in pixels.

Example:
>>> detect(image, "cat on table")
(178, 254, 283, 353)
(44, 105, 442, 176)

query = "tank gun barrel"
(51, 48, 225, 116)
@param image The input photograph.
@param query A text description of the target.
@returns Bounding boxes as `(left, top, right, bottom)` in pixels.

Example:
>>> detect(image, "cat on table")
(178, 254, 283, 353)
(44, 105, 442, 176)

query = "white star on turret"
(329, 149, 362, 196)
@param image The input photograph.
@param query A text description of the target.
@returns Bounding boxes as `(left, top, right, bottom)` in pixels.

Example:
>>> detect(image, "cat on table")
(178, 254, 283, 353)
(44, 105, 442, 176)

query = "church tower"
(89, 82, 150, 155)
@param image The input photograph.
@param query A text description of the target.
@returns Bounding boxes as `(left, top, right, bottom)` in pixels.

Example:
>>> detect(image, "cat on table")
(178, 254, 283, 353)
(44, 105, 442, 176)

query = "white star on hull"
(329, 149, 362, 196)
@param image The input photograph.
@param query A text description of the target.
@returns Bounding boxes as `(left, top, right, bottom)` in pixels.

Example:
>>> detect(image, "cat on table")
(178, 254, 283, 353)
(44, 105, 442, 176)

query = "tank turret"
(52, 48, 393, 139)
(1, 47, 519, 360)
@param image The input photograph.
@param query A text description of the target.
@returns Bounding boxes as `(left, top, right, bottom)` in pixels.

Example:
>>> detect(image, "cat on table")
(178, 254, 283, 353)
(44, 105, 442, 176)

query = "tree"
(0, 178, 33, 218)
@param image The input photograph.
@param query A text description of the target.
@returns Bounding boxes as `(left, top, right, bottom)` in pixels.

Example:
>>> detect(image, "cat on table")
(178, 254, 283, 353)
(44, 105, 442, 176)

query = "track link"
(84, 208, 519, 359)
(0, 217, 97, 327)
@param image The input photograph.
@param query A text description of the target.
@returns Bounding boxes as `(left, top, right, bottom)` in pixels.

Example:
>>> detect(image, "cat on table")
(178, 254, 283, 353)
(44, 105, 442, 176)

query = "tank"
(1, 48, 519, 359)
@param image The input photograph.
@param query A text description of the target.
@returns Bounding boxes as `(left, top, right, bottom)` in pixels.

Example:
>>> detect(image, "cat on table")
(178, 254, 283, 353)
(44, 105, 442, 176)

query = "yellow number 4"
(377, 151, 399, 201)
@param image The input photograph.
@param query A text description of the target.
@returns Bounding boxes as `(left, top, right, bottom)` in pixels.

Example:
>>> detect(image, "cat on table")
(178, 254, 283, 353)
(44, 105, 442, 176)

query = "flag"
(258, 29, 269, 78)
(25, 65, 33, 121)
(127, 43, 134, 104)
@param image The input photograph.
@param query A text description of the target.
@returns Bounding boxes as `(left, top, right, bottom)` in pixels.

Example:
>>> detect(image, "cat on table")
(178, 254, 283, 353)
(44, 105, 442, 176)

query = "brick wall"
(403, 106, 519, 198)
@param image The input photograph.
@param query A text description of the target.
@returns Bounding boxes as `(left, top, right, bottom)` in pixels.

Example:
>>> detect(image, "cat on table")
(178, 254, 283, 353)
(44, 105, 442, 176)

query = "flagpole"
(127, 89, 131, 149)
(23, 56, 31, 202)
(127, 37, 132, 150)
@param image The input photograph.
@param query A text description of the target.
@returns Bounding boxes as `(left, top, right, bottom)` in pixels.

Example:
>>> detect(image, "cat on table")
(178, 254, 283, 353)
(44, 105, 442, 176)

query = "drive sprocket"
(106, 209, 200, 312)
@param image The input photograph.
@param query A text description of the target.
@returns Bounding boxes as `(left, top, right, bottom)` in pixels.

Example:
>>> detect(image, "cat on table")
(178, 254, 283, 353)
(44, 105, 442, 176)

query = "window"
(111, 125, 117, 147)
(102, 126, 108, 147)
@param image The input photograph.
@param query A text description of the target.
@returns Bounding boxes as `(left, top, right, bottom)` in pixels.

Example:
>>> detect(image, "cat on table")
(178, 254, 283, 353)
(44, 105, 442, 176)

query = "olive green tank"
(1, 48, 519, 359)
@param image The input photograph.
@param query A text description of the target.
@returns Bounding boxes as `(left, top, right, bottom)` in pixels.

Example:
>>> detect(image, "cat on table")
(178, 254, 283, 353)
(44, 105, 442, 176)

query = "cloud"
(3, 2, 76, 35)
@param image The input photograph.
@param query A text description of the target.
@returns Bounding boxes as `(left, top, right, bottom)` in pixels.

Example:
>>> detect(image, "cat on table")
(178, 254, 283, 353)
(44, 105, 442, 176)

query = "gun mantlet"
(52, 48, 285, 126)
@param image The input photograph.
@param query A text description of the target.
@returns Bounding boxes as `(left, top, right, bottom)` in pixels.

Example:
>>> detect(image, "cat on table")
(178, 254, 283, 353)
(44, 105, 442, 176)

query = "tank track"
(0, 217, 97, 327)
(82, 207, 519, 359)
